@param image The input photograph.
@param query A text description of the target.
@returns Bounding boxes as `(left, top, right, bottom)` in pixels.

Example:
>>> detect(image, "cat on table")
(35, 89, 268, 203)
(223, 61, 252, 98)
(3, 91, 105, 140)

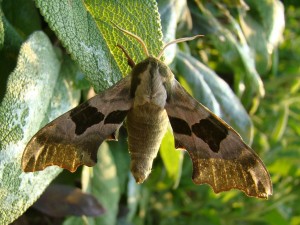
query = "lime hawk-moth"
(22, 27, 272, 199)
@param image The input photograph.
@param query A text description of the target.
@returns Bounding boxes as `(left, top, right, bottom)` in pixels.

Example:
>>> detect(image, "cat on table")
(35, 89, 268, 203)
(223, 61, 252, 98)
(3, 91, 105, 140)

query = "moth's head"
(130, 57, 173, 107)
(113, 24, 202, 107)
(113, 24, 202, 61)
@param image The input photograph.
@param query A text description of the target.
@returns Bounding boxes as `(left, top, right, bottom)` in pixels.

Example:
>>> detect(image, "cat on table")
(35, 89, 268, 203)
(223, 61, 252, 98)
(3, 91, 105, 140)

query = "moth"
(22, 26, 272, 199)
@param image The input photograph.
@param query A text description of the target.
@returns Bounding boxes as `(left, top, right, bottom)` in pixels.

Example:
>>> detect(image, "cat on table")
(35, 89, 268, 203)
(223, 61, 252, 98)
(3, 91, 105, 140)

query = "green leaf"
(271, 104, 289, 141)
(239, 12, 270, 75)
(219, 0, 249, 9)
(45, 55, 81, 122)
(108, 134, 130, 194)
(132, 187, 151, 225)
(246, 0, 285, 47)
(175, 51, 221, 115)
(190, 2, 265, 106)
(176, 51, 253, 144)
(160, 128, 183, 188)
(81, 142, 120, 225)
(0, 12, 23, 100)
(158, 0, 192, 64)
(35, 0, 163, 92)
(2, 0, 41, 38)
(63, 216, 87, 225)
(126, 175, 141, 222)
(264, 209, 290, 225)
(238, 0, 284, 76)
(157, 0, 177, 64)
(0, 31, 79, 224)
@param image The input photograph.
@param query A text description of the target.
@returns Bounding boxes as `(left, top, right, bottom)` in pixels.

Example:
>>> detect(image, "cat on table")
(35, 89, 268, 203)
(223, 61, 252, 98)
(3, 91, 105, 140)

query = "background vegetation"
(0, 0, 299, 225)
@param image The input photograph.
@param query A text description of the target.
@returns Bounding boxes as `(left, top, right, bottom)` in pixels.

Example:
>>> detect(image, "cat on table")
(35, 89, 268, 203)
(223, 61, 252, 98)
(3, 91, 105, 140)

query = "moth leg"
(106, 126, 121, 141)
(117, 44, 136, 68)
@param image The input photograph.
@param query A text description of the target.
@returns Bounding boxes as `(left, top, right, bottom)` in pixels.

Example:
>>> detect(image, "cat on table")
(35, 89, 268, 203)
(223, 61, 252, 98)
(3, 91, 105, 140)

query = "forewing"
(22, 75, 133, 172)
(165, 80, 272, 198)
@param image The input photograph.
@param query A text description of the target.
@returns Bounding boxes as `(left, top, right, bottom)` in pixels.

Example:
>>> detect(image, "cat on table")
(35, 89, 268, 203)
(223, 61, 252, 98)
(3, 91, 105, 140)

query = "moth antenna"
(157, 35, 203, 59)
(112, 23, 149, 57)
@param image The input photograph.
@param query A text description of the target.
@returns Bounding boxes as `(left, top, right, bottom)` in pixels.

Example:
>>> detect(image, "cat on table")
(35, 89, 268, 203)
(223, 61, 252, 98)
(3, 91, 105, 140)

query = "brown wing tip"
(22, 161, 80, 173)
(21, 155, 95, 173)
(192, 177, 272, 199)
(21, 138, 98, 173)
(189, 155, 273, 199)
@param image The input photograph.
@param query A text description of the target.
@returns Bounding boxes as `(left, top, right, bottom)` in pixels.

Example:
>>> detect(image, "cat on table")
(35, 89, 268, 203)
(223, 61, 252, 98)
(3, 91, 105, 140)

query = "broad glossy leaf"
(246, 0, 285, 48)
(239, 14, 270, 75)
(240, 0, 284, 75)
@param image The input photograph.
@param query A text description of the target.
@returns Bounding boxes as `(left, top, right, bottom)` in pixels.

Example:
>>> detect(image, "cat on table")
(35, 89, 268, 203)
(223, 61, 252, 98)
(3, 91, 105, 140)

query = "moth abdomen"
(126, 103, 168, 183)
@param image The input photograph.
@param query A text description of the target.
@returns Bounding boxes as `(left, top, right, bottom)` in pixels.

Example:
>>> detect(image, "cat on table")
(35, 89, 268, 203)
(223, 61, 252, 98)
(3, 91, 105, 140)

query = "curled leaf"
(33, 184, 105, 218)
